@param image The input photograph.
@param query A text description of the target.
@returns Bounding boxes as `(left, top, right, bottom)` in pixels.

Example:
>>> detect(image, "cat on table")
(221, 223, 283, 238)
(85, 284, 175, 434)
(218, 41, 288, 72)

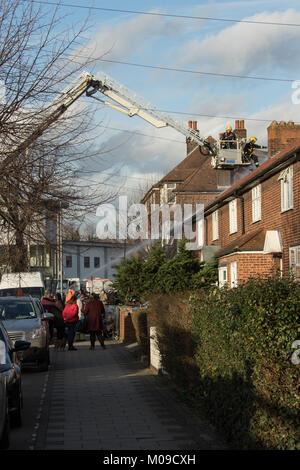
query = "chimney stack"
(267, 121, 300, 158)
(234, 119, 247, 141)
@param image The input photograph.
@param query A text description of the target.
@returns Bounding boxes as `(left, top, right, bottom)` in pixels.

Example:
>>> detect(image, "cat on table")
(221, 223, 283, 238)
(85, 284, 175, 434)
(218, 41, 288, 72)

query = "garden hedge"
(149, 276, 300, 449)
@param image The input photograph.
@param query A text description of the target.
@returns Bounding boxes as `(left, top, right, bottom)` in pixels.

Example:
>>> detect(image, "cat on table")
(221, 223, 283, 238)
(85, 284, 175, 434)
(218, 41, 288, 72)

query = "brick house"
(202, 126, 300, 286)
(141, 120, 254, 245)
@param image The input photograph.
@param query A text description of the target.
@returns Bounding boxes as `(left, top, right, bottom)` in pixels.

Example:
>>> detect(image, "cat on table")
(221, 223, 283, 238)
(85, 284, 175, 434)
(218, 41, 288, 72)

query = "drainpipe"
(236, 195, 245, 235)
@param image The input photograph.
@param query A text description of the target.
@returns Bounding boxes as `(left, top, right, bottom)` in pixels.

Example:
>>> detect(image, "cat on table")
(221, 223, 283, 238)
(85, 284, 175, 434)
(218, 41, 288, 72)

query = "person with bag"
(62, 294, 79, 351)
(84, 293, 106, 350)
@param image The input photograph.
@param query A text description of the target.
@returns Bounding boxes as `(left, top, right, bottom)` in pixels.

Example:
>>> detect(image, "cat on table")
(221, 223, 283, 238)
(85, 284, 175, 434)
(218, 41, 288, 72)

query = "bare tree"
(0, 0, 120, 272)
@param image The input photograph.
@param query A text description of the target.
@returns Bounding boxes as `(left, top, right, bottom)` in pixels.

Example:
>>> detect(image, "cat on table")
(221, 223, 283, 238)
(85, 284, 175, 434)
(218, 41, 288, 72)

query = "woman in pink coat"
(62, 295, 79, 351)
(84, 294, 106, 350)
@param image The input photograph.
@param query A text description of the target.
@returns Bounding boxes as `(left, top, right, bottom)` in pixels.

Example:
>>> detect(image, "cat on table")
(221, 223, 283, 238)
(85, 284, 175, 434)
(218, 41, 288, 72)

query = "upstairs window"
(160, 183, 176, 205)
(279, 165, 293, 212)
(229, 199, 237, 234)
(66, 255, 72, 268)
(212, 210, 219, 241)
(84, 257, 90, 269)
(252, 184, 261, 223)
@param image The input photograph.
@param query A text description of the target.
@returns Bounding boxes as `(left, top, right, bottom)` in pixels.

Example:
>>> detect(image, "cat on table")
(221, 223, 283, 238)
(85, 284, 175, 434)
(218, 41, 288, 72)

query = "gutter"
(204, 149, 299, 217)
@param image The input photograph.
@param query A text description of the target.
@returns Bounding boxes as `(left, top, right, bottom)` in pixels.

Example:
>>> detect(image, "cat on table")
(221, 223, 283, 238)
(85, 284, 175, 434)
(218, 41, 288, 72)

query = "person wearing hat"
(220, 125, 237, 149)
(242, 136, 267, 167)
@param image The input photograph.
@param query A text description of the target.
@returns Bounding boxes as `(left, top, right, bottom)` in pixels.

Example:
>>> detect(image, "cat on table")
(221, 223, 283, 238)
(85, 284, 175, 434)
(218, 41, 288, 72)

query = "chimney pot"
(240, 120, 244, 129)
(188, 120, 192, 128)
(193, 121, 197, 130)
(235, 120, 239, 129)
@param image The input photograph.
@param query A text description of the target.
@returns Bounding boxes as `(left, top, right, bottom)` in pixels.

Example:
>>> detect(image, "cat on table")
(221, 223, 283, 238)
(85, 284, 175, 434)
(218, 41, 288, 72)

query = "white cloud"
(72, 11, 186, 68)
(177, 9, 300, 76)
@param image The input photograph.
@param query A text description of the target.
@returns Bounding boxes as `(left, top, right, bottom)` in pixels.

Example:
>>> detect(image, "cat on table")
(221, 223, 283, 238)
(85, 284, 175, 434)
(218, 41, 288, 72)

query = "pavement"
(31, 338, 225, 451)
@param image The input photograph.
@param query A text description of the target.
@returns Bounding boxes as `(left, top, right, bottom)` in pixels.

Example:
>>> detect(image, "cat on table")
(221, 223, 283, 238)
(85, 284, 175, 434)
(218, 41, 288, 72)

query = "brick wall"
(205, 159, 300, 277)
(119, 308, 137, 343)
(268, 121, 300, 159)
(219, 252, 280, 285)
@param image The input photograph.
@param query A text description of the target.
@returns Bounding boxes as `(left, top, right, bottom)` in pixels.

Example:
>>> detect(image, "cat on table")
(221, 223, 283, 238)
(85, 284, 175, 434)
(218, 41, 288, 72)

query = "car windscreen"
(0, 300, 37, 320)
(0, 287, 44, 299)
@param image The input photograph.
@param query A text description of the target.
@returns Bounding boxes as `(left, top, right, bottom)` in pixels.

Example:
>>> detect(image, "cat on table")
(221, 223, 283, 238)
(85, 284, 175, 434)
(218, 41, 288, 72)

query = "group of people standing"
(41, 290, 106, 351)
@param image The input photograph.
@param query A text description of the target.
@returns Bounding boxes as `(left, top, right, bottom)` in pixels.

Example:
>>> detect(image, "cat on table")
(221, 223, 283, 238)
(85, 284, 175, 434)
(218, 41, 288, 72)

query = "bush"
(155, 239, 200, 293)
(131, 308, 149, 358)
(190, 276, 300, 449)
(148, 293, 199, 392)
(113, 256, 144, 303)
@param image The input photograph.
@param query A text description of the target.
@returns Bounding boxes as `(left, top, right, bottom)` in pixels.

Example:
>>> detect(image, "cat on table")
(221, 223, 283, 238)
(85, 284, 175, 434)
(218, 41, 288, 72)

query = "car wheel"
(0, 401, 10, 450)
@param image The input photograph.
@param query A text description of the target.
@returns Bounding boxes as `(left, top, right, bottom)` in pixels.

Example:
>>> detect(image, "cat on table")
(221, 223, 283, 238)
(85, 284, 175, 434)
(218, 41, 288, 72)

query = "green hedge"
(131, 308, 149, 358)
(190, 276, 300, 449)
(148, 293, 199, 392)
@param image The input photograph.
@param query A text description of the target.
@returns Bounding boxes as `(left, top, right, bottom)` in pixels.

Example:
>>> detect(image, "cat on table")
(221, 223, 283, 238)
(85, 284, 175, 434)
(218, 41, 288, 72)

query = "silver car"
(0, 297, 53, 371)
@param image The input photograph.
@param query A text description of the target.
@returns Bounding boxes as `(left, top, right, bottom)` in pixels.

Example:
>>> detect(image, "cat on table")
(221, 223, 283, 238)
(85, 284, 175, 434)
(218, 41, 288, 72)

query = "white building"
(62, 240, 128, 282)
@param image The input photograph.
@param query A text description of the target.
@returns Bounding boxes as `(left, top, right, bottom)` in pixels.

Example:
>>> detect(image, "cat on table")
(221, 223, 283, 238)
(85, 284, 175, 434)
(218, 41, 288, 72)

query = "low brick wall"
(119, 307, 137, 343)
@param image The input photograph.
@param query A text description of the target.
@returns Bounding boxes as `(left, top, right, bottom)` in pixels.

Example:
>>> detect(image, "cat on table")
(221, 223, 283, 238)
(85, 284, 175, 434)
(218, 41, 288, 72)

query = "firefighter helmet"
(250, 136, 257, 143)
(226, 126, 232, 131)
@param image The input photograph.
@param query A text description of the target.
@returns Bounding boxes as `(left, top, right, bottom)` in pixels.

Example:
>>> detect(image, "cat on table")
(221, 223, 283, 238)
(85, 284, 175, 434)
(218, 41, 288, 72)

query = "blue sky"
(44, 0, 300, 201)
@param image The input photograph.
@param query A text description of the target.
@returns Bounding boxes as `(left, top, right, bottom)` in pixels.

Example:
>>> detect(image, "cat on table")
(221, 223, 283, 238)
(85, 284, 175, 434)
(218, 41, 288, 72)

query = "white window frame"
(289, 246, 300, 281)
(212, 210, 219, 241)
(229, 199, 237, 234)
(218, 266, 228, 287)
(197, 219, 204, 248)
(160, 183, 176, 205)
(252, 184, 261, 223)
(230, 261, 238, 288)
(280, 165, 293, 212)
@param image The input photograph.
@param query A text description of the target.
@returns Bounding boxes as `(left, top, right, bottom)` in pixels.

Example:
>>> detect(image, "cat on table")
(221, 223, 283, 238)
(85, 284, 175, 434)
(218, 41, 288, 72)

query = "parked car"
(0, 297, 53, 372)
(0, 272, 45, 299)
(0, 321, 30, 449)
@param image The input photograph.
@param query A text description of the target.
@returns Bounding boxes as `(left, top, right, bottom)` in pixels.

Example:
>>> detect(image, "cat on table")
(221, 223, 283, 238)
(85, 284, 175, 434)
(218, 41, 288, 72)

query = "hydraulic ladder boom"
(6, 70, 249, 170)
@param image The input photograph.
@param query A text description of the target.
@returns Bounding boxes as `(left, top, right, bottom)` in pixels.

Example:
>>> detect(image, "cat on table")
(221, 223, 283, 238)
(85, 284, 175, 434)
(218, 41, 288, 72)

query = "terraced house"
(202, 122, 300, 286)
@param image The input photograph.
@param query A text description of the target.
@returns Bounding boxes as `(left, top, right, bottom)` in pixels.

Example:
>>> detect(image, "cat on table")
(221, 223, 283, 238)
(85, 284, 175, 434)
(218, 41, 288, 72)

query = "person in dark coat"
(220, 125, 237, 149)
(84, 293, 106, 350)
(41, 295, 65, 341)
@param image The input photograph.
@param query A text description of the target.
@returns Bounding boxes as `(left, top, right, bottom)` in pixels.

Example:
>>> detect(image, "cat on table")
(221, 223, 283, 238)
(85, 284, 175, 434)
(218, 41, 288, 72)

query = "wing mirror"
(42, 312, 54, 321)
(13, 340, 31, 352)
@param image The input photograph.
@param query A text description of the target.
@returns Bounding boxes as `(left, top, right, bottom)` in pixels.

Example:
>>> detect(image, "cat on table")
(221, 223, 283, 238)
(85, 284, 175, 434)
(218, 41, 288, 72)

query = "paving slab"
(32, 339, 226, 450)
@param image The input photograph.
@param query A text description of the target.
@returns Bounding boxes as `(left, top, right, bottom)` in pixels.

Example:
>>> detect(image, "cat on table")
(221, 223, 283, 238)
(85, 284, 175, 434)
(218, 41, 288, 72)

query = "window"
(229, 199, 237, 234)
(30, 246, 51, 267)
(252, 184, 261, 222)
(289, 246, 300, 281)
(279, 165, 293, 212)
(218, 266, 228, 287)
(197, 219, 204, 247)
(230, 261, 238, 288)
(160, 183, 176, 205)
(212, 210, 218, 241)
(66, 255, 72, 268)
(94, 257, 100, 268)
(84, 257, 90, 268)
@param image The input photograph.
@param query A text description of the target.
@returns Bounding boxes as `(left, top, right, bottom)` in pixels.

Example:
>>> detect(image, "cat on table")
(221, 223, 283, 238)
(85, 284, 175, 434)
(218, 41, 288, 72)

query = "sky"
(38, 0, 300, 214)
